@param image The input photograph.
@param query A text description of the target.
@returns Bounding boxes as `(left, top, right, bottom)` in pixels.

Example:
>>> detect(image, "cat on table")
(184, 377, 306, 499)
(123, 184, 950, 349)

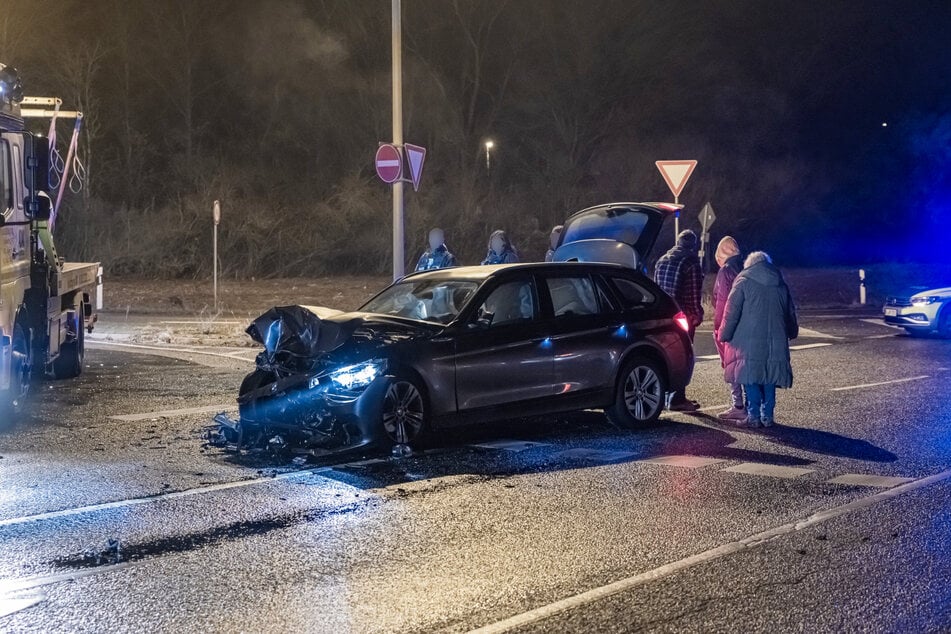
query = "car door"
(542, 273, 620, 403)
(452, 276, 553, 412)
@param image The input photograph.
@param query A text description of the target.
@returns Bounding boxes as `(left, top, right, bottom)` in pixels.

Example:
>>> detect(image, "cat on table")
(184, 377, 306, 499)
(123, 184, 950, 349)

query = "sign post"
(391, 0, 404, 280)
(212, 199, 221, 311)
(656, 160, 698, 237)
(698, 201, 716, 271)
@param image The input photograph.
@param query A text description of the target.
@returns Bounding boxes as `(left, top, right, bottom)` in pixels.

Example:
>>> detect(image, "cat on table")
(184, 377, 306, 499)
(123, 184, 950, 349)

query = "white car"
(883, 287, 951, 337)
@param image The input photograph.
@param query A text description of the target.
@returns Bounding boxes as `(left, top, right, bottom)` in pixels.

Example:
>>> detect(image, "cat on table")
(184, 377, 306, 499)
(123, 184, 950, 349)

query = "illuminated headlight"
(911, 296, 942, 306)
(328, 360, 386, 390)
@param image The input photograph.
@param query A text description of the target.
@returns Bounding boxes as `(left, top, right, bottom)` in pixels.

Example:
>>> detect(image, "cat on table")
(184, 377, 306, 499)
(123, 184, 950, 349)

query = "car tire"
(0, 324, 32, 422)
(381, 376, 428, 446)
(938, 306, 951, 339)
(238, 369, 274, 424)
(606, 356, 667, 428)
(52, 304, 86, 379)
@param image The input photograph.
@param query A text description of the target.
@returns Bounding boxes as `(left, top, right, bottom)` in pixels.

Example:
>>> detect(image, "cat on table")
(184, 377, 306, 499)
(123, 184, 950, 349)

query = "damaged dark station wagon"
(214, 262, 694, 455)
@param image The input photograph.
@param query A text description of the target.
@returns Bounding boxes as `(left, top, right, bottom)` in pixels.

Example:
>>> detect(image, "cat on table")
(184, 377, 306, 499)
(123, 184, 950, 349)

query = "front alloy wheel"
(381, 379, 426, 445)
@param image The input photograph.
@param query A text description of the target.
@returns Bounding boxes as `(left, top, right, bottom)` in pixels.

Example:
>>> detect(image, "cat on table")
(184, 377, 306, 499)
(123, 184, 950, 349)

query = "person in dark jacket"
(654, 229, 704, 410)
(713, 236, 746, 421)
(482, 229, 520, 265)
(415, 228, 458, 272)
(718, 251, 798, 428)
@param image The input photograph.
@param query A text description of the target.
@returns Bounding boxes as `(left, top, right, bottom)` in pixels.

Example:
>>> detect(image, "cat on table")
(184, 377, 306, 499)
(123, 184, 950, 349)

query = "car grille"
(885, 297, 912, 307)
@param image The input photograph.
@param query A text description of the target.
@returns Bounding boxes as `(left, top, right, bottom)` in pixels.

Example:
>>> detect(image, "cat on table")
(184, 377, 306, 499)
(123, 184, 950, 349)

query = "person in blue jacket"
(481, 229, 519, 265)
(415, 228, 458, 271)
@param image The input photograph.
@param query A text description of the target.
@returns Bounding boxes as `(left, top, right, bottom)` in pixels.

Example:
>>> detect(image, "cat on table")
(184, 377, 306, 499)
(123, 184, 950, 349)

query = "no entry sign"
(375, 144, 402, 183)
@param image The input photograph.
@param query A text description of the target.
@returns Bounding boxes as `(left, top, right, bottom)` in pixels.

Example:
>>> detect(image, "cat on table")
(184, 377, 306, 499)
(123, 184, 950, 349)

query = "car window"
(361, 279, 479, 324)
(546, 276, 603, 317)
(610, 276, 656, 307)
(478, 280, 537, 327)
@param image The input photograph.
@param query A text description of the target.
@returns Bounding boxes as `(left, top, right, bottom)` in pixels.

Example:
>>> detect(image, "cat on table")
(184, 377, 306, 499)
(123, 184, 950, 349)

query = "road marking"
(788, 343, 833, 351)
(87, 340, 255, 364)
(830, 375, 930, 392)
(797, 327, 843, 340)
(721, 463, 814, 479)
(695, 403, 731, 413)
(0, 592, 46, 618)
(697, 354, 721, 361)
(159, 320, 245, 325)
(471, 440, 552, 452)
(551, 448, 637, 462)
(110, 404, 236, 421)
(467, 467, 951, 634)
(0, 470, 330, 528)
(861, 318, 903, 330)
(864, 333, 899, 340)
(638, 455, 726, 468)
(827, 474, 916, 488)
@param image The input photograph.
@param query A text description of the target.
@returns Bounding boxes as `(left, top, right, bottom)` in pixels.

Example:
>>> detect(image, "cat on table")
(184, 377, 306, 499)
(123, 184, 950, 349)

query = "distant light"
(882, 122, 888, 127)
(485, 140, 494, 149)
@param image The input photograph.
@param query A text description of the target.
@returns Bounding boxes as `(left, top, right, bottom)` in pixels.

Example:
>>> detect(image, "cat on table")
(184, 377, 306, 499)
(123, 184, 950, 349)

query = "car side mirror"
(25, 135, 50, 194)
(24, 194, 51, 220)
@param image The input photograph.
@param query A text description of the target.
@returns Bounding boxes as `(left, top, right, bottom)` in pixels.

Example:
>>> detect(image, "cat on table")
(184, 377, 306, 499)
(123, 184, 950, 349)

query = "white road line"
(87, 340, 254, 363)
(721, 463, 814, 479)
(159, 320, 245, 325)
(830, 375, 930, 392)
(797, 327, 844, 340)
(0, 592, 47, 617)
(788, 342, 833, 351)
(638, 455, 726, 468)
(110, 404, 236, 421)
(0, 469, 331, 528)
(467, 467, 951, 634)
(696, 354, 721, 361)
(861, 318, 903, 330)
(827, 474, 916, 488)
(695, 403, 731, 413)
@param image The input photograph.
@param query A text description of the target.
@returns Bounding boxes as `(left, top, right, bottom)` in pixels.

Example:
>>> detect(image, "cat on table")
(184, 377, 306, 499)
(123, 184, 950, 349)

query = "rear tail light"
(674, 311, 690, 333)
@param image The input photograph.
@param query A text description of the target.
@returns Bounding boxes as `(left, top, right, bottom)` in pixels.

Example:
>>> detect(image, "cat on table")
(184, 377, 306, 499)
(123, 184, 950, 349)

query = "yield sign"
(404, 143, 426, 192)
(655, 160, 698, 198)
(375, 144, 402, 183)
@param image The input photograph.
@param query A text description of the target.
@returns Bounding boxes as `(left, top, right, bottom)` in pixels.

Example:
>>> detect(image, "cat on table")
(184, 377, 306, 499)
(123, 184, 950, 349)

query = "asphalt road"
(1, 310, 949, 632)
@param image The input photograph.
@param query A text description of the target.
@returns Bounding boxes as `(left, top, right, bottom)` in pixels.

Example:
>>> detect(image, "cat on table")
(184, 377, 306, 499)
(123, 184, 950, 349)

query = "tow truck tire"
(0, 324, 31, 422)
(52, 305, 85, 380)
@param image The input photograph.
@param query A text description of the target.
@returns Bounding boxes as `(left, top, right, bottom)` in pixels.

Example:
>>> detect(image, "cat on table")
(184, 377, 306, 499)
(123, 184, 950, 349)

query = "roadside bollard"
(859, 269, 867, 305)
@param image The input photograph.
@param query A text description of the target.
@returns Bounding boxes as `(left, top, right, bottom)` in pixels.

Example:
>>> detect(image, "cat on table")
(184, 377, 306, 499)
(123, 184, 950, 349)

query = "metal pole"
(213, 223, 218, 310)
(674, 194, 680, 238)
(391, 0, 405, 280)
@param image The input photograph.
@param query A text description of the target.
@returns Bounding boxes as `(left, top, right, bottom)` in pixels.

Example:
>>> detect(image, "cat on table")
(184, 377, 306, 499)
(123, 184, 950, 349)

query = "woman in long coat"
(718, 251, 798, 427)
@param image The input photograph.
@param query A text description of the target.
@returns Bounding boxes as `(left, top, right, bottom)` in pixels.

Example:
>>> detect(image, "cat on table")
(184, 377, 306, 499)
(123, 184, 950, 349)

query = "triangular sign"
(404, 143, 427, 192)
(655, 160, 698, 198)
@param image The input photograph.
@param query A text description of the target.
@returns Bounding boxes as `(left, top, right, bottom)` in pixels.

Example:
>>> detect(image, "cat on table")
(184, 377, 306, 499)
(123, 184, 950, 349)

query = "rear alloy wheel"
(606, 356, 666, 428)
(381, 378, 426, 445)
(1, 324, 32, 420)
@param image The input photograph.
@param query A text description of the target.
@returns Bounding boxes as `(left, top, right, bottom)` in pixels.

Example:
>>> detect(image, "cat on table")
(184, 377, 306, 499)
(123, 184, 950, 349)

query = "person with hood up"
(481, 229, 520, 265)
(544, 225, 564, 262)
(713, 236, 747, 421)
(415, 228, 458, 272)
(718, 251, 799, 428)
(654, 229, 704, 410)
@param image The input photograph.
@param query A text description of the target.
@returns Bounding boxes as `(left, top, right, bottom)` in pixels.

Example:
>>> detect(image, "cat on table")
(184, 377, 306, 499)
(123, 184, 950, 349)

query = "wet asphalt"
(0, 310, 949, 632)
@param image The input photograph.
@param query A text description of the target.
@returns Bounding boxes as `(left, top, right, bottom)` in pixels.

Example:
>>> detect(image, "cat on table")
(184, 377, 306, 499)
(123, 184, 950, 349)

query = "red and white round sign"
(375, 144, 402, 184)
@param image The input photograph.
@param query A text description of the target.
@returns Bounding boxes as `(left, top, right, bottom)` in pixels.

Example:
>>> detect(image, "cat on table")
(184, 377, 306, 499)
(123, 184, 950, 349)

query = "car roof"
(565, 201, 683, 219)
(401, 261, 638, 283)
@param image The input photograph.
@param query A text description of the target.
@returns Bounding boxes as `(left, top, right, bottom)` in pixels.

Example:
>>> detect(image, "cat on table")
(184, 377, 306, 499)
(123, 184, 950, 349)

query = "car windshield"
(360, 279, 480, 324)
(562, 207, 649, 246)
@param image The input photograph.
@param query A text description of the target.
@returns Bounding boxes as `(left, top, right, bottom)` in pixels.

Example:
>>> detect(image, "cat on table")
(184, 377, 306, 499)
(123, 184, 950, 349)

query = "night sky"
(1, 0, 949, 273)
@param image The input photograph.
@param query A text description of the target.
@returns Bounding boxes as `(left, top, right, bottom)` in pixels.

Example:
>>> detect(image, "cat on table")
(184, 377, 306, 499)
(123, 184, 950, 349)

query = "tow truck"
(1, 63, 101, 417)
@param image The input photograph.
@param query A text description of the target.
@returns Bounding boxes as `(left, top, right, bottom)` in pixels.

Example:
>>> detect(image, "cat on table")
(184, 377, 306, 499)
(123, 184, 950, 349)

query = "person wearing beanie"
(712, 236, 746, 421)
(653, 229, 704, 411)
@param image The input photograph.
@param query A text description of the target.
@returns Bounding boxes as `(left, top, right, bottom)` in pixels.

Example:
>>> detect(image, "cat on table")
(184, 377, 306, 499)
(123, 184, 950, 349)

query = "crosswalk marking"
(638, 455, 725, 468)
(826, 474, 916, 488)
(721, 463, 814, 479)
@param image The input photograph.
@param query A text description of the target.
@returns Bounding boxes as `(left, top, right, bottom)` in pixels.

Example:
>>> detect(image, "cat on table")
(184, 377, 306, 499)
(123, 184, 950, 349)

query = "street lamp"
(484, 139, 494, 172)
